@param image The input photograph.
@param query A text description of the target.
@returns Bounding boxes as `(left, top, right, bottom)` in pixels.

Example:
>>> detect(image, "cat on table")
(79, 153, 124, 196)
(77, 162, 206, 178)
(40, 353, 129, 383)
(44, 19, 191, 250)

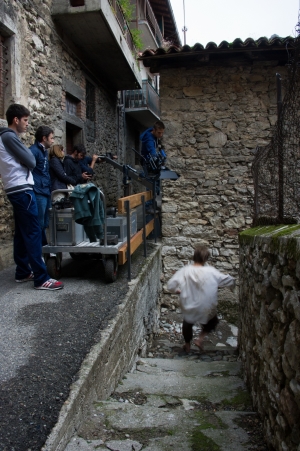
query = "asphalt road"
(0, 251, 145, 451)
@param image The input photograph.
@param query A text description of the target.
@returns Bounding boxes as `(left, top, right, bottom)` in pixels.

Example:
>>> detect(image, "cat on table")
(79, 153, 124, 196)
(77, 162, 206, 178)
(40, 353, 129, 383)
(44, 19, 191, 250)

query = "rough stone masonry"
(158, 60, 288, 306)
(239, 225, 300, 451)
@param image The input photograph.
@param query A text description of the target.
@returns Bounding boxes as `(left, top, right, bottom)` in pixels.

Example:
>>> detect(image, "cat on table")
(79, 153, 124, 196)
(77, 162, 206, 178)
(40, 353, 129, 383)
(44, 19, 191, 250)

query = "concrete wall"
(43, 243, 162, 451)
(159, 61, 288, 305)
(239, 226, 300, 451)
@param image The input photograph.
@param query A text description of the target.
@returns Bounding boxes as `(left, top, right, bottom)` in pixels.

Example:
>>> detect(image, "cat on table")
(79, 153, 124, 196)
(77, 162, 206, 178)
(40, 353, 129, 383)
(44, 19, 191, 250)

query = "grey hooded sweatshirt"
(0, 127, 35, 194)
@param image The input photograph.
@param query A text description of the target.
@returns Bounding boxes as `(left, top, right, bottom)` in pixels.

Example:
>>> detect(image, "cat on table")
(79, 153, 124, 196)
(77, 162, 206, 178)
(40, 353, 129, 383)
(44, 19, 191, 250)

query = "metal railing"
(252, 36, 300, 225)
(144, 0, 163, 47)
(124, 80, 160, 117)
(108, 0, 136, 53)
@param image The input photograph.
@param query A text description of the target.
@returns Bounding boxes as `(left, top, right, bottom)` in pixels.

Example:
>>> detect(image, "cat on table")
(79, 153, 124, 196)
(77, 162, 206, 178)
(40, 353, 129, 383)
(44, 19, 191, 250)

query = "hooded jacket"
(140, 127, 158, 159)
(0, 127, 35, 194)
(167, 264, 235, 324)
(69, 183, 104, 241)
(29, 140, 51, 197)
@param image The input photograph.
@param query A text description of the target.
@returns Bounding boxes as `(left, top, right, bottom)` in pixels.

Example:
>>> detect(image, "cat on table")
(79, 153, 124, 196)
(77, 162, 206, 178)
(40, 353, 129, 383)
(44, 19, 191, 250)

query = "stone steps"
(64, 355, 264, 451)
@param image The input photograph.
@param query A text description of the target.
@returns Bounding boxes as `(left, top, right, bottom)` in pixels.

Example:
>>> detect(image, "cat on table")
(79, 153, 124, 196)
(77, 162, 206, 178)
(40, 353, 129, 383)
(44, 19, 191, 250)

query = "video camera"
(142, 140, 167, 178)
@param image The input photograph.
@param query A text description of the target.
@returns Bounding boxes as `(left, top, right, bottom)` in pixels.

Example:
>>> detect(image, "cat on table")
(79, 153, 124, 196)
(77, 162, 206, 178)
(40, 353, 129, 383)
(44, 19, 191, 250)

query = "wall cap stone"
(239, 224, 300, 259)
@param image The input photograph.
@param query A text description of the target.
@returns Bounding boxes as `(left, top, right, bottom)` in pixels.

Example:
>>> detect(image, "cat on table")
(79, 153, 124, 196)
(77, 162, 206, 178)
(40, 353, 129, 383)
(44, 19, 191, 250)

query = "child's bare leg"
(183, 342, 191, 353)
(194, 331, 206, 351)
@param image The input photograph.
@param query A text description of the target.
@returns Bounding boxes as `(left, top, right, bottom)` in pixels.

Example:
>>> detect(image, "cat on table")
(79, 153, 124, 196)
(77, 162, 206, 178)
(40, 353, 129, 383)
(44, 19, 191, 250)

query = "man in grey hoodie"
(0, 104, 63, 290)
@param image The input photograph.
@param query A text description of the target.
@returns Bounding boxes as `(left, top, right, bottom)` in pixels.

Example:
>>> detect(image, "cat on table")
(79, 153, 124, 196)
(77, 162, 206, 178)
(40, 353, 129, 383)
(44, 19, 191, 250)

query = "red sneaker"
(34, 279, 64, 290)
(15, 272, 34, 283)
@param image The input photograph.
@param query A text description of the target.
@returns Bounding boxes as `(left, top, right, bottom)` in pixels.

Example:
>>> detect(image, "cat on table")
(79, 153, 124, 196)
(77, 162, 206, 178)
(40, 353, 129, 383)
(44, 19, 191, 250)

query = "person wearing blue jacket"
(29, 125, 54, 245)
(140, 121, 167, 213)
(75, 144, 100, 177)
(140, 120, 166, 162)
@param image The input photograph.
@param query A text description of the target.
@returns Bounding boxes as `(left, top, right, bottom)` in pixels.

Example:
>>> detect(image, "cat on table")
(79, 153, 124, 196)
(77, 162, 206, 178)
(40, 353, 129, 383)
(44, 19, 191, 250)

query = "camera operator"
(140, 120, 167, 175)
(75, 144, 101, 178)
(140, 121, 167, 215)
(64, 145, 92, 185)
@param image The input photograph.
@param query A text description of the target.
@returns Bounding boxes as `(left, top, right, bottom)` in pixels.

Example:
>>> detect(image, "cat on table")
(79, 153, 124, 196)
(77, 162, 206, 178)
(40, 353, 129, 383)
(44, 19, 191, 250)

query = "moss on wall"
(239, 225, 300, 260)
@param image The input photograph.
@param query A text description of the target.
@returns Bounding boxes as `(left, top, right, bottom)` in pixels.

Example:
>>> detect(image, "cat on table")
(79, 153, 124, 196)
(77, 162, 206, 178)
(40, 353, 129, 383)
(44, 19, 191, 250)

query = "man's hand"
(82, 172, 92, 180)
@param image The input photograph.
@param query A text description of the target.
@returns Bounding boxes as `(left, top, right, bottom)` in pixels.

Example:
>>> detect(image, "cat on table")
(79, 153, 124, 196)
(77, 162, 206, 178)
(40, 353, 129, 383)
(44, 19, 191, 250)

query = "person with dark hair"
(74, 144, 100, 177)
(29, 125, 54, 245)
(140, 120, 166, 161)
(140, 121, 168, 214)
(64, 145, 92, 184)
(0, 104, 63, 290)
(167, 246, 235, 353)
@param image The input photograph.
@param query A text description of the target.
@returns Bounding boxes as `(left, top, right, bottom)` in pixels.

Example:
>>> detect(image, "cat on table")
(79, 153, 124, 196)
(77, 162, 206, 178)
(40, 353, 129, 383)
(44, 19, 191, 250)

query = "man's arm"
(2, 131, 35, 170)
(79, 156, 94, 175)
(143, 135, 157, 157)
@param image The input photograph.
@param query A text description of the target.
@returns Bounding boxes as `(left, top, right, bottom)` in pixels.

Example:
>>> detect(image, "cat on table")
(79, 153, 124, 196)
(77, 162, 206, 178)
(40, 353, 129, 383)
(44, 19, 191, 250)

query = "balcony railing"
(144, 0, 164, 47)
(124, 80, 160, 118)
(108, 0, 136, 53)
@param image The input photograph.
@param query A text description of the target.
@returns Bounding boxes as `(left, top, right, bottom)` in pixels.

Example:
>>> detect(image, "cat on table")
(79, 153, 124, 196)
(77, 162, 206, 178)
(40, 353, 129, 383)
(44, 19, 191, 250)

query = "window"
(66, 93, 79, 116)
(0, 35, 8, 118)
(85, 79, 96, 142)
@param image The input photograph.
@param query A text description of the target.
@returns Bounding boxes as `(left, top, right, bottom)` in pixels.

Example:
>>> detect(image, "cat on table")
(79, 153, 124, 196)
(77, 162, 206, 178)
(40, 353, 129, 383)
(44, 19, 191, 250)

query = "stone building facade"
(140, 39, 293, 303)
(0, 0, 141, 257)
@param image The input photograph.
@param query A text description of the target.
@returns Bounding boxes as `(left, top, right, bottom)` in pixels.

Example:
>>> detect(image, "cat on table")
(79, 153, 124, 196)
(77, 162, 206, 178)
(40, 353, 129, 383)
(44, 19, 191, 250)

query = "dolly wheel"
(46, 257, 62, 279)
(104, 258, 118, 283)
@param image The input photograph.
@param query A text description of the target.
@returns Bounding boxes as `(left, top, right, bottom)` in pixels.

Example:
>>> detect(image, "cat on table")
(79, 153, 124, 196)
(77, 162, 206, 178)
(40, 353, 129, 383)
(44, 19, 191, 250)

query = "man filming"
(140, 120, 167, 175)
(75, 144, 100, 178)
(140, 121, 167, 216)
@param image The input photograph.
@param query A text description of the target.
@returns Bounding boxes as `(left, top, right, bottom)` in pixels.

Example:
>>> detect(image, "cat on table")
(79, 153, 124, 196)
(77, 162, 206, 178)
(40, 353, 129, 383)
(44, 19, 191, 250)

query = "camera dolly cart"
(42, 188, 156, 283)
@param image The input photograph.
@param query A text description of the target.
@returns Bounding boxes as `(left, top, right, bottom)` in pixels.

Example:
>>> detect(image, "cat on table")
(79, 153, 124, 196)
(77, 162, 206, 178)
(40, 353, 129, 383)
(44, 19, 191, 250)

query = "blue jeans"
(35, 194, 51, 245)
(8, 190, 49, 287)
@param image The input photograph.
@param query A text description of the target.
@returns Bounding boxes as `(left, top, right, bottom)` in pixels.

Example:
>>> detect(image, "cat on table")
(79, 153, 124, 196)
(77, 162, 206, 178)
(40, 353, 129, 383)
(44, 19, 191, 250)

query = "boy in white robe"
(167, 246, 235, 353)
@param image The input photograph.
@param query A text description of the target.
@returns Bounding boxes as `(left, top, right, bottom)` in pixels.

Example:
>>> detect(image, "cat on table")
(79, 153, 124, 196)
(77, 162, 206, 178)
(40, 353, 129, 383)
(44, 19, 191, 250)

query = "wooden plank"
(117, 191, 152, 214)
(118, 219, 154, 265)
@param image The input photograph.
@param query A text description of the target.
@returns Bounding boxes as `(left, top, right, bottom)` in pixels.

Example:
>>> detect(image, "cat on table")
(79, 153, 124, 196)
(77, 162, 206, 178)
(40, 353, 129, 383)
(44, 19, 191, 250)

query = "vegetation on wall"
(130, 28, 143, 50)
(117, 0, 134, 22)
(116, 0, 144, 51)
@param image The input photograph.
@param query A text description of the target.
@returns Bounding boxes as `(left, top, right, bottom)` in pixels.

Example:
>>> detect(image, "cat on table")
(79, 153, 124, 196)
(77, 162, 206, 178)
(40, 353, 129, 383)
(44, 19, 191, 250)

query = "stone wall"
(0, 0, 122, 247)
(159, 62, 288, 304)
(239, 226, 300, 451)
(43, 243, 162, 451)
